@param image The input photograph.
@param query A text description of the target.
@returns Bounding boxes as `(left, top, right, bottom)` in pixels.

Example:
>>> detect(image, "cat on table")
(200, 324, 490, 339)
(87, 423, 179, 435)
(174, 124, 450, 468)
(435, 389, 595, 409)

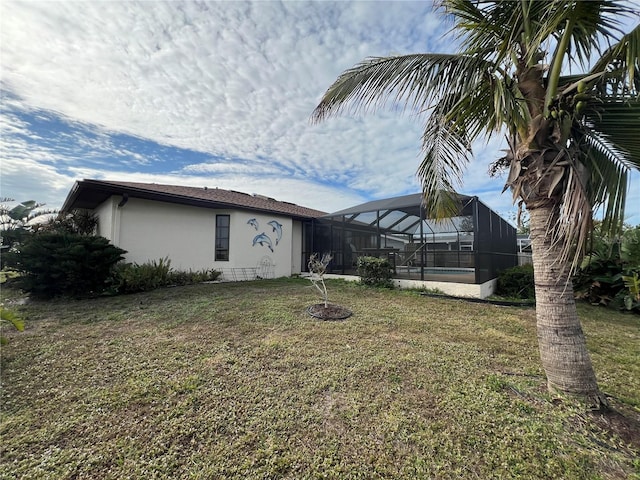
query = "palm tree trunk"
(528, 205, 607, 409)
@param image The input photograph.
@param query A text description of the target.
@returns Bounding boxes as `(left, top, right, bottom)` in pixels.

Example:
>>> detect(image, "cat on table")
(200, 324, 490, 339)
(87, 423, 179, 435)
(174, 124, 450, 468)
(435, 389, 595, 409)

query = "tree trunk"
(528, 205, 607, 409)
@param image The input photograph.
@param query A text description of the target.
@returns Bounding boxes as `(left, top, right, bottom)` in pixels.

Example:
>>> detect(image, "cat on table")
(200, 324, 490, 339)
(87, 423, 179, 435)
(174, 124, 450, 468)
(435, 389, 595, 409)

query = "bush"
(573, 223, 640, 313)
(110, 257, 172, 294)
(496, 264, 535, 300)
(357, 256, 394, 288)
(0, 229, 33, 269)
(3, 232, 126, 298)
(110, 258, 220, 294)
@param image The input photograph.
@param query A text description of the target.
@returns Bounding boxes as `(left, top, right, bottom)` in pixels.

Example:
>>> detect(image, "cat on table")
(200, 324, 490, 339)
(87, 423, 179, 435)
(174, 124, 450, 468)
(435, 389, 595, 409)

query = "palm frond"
(311, 53, 494, 123)
(417, 111, 471, 219)
(583, 99, 640, 167)
(311, 53, 502, 219)
(534, 1, 632, 69)
(446, 70, 528, 140)
(590, 24, 640, 94)
(552, 153, 593, 272)
(443, 0, 523, 63)
(577, 127, 633, 237)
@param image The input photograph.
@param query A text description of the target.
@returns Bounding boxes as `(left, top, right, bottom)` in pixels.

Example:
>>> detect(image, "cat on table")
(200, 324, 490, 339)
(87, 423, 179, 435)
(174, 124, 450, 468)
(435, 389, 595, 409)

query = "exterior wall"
(94, 197, 118, 242)
(221, 210, 293, 278)
(323, 274, 497, 299)
(117, 198, 216, 271)
(92, 196, 298, 277)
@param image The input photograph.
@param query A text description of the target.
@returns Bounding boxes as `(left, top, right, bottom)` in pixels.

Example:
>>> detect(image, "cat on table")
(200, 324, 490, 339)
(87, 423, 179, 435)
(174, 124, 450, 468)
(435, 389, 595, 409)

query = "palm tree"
(312, 0, 639, 408)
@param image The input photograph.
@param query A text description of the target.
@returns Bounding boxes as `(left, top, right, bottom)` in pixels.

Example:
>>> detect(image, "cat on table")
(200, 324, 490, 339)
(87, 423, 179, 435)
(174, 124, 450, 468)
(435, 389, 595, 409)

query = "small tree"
(4, 232, 126, 298)
(307, 253, 332, 307)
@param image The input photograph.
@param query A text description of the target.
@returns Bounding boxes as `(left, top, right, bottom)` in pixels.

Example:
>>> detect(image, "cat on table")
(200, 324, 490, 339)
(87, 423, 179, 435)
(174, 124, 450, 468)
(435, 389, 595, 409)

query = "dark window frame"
(215, 214, 230, 261)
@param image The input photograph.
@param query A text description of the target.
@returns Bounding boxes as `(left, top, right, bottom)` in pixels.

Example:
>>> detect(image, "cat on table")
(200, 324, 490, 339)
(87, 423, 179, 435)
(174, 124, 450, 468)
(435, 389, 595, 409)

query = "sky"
(1, 0, 639, 224)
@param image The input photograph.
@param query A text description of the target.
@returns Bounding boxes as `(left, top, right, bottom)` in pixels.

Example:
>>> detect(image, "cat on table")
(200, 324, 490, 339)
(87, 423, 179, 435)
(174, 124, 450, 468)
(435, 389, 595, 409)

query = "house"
(62, 180, 517, 297)
(61, 179, 326, 280)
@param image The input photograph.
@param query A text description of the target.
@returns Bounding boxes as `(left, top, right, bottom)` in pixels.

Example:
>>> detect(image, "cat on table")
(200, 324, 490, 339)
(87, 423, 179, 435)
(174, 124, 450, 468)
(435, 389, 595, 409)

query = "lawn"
(1, 278, 638, 479)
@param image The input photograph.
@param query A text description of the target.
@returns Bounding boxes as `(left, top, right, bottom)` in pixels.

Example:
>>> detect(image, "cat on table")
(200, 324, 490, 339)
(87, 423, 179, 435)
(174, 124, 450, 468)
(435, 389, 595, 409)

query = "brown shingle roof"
(62, 179, 327, 219)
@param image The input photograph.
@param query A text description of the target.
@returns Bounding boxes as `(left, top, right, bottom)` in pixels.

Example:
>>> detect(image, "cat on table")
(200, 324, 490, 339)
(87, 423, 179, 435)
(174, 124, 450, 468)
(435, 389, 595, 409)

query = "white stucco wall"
(94, 197, 117, 242)
(92, 196, 298, 277)
(115, 198, 215, 271)
(322, 274, 497, 299)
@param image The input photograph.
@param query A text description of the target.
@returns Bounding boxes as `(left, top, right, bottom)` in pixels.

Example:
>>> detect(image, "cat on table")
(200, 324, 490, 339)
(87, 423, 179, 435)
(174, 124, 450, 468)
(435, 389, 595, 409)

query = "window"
(460, 242, 474, 251)
(215, 214, 230, 261)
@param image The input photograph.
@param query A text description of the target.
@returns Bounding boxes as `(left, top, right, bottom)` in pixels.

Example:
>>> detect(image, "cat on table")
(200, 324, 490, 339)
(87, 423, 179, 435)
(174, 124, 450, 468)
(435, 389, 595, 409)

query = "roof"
(320, 192, 479, 236)
(61, 179, 327, 219)
(324, 192, 474, 217)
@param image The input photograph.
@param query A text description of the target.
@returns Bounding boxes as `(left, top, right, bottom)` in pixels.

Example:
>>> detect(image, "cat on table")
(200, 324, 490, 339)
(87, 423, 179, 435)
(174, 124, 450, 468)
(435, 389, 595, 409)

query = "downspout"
(118, 193, 129, 208)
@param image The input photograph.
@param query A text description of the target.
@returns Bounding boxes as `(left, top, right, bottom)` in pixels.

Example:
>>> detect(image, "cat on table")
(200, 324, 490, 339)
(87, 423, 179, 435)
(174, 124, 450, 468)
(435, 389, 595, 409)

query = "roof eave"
(62, 179, 323, 219)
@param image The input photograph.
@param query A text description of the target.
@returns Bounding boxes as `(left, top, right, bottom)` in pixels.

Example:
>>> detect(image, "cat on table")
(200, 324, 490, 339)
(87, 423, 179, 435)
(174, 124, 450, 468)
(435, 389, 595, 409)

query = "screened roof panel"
(393, 215, 422, 233)
(325, 192, 474, 219)
(349, 211, 378, 225)
(378, 210, 411, 229)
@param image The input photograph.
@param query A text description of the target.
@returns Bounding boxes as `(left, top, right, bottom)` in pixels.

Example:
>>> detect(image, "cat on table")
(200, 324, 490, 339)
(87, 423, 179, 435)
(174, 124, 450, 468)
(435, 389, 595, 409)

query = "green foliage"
(496, 264, 535, 300)
(0, 229, 33, 269)
(1, 304, 24, 344)
(110, 257, 220, 294)
(621, 225, 640, 264)
(111, 257, 172, 293)
(3, 232, 126, 298)
(621, 273, 640, 313)
(357, 256, 394, 288)
(574, 223, 640, 313)
(40, 209, 98, 236)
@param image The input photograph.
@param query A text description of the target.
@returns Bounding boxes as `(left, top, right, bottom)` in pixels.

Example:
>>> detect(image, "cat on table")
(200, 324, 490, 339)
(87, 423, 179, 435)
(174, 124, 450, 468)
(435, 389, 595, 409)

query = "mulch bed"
(307, 303, 352, 320)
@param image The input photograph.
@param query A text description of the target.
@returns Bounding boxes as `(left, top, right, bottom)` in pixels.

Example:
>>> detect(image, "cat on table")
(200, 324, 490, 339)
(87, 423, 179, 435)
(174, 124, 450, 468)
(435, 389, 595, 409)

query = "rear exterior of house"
(62, 180, 518, 297)
(61, 180, 325, 279)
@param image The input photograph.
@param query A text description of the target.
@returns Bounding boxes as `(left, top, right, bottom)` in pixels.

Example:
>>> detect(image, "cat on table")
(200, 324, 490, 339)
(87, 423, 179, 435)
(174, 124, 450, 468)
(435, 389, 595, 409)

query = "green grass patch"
(1, 278, 638, 479)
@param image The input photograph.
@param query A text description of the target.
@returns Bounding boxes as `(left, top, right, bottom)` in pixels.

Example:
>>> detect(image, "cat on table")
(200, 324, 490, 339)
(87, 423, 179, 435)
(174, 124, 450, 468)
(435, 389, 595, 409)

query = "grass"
(1, 278, 638, 479)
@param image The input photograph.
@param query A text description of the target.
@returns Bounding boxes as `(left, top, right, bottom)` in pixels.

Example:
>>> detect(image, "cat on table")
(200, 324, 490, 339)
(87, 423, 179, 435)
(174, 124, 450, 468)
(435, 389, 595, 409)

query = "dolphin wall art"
(247, 218, 259, 230)
(252, 233, 274, 252)
(267, 220, 283, 245)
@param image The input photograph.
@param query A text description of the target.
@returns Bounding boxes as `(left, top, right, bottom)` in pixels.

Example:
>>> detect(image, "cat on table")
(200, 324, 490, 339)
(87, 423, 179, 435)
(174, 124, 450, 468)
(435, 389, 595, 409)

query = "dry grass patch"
(1, 278, 638, 479)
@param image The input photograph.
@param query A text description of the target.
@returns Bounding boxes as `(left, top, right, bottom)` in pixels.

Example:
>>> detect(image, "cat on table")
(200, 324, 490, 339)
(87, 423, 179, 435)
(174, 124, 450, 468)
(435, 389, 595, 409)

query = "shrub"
(110, 257, 172, 294)
(39, 209, 98, 236)
(110, 258, 220, 294)
(3, 232, 126, 298)
(357, 256, 394, 288)
(496, 264, 535, 300)
(573, 223, 640, 313)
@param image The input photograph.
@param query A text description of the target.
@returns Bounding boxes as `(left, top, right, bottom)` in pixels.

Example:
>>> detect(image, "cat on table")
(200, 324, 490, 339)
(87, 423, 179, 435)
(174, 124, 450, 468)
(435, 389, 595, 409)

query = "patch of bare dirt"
(589, 406, 640, 450)
(307, 303, 352, 320)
